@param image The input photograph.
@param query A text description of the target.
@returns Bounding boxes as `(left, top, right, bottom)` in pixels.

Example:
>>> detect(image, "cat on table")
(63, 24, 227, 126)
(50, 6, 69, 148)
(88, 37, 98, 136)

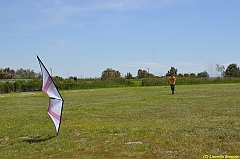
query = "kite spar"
(37, 55, 64, 135)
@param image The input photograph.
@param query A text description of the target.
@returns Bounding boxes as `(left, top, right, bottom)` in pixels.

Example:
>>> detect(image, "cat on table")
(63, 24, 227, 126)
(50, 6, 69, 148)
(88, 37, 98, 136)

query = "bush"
(141, 77, 240, 86)
(1, 77, 240, 94)
(3, 81, 14, 93)
(0, 83, 4, 93)
(141, 77, 168, 86)
(14, 79, 41, 92)
(0, 79, 41, 93)
(57, 78, 134, 90)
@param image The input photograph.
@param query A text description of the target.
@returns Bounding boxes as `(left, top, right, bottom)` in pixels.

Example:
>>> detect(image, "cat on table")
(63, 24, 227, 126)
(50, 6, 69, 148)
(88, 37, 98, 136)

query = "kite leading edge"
(37, 55, 64, 135)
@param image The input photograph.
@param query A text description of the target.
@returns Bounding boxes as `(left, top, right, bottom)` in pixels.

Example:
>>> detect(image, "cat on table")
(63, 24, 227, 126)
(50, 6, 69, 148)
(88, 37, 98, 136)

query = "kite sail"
(37, 55, 64, 135)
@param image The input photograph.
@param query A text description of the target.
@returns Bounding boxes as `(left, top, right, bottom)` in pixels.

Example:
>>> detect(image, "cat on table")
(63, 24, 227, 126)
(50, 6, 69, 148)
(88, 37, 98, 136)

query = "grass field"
(0, 84, 239, 158)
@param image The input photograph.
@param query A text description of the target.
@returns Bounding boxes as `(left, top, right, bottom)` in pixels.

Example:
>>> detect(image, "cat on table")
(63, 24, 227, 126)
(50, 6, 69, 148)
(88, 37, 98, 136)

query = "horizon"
(0, 64, 229, 79)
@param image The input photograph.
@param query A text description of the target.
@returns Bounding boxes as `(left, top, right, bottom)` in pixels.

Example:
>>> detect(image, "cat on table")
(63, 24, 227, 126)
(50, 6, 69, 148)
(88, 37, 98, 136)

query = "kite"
(37, 55, 64, 135)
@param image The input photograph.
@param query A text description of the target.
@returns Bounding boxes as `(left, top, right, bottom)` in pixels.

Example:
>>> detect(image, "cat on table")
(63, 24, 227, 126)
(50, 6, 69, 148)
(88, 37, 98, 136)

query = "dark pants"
(170, 84, 175, 94)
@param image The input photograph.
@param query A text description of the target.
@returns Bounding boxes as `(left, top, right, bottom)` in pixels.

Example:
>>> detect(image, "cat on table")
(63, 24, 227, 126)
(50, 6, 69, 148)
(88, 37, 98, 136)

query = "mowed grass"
(0, 84, 239, 158)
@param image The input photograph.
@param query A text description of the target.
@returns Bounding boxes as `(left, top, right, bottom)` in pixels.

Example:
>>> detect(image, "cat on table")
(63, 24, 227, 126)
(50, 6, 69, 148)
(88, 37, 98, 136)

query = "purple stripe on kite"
(49, 105, 60, 118)
(42, 76, 52, 96)
(46, 81, 53, 95)
(48, 111, 60, 122)
(48, 100, 60, 122)
(43, 76, 50, 91)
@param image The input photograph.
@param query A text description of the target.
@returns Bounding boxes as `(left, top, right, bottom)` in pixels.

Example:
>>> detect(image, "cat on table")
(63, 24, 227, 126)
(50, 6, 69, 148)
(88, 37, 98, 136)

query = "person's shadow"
(22, 135, 56, 143)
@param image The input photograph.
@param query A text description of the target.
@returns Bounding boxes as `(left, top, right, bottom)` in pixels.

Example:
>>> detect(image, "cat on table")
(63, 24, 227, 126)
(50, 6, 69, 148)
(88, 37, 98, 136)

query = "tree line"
(0, 68, 41, 79)
(102, 63, 240, 81)
(0, 63, 240, 80)
(1, 63, 240, 93)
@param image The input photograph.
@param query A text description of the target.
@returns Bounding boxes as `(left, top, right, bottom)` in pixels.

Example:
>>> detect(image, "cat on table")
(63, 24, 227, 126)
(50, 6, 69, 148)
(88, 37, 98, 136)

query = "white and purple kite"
(37, 55, 64, 135)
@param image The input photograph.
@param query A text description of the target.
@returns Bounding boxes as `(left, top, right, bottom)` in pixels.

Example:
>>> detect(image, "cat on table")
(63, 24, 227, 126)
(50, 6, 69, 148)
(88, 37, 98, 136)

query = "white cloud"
(36, 0, 176, 26)
(122, 62, 166, 67)
(3, 0, 182, 29)
(177, 62, 200, 66)
(39, 1, 146, 17)
(86, 0, 147, 11)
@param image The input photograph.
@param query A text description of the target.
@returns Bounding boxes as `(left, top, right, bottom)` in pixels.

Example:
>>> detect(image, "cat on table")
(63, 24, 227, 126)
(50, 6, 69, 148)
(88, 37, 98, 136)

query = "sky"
(0, 0, 239, 78)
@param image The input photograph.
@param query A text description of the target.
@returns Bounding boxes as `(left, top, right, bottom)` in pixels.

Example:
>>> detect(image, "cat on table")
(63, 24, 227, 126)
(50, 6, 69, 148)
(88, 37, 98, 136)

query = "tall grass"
(0, 79, 41, 93)
(1, 77, 240, 93)
(0, 78, 134, 93)
(141, 77, 240, 86)
(58, 78, 134, 90)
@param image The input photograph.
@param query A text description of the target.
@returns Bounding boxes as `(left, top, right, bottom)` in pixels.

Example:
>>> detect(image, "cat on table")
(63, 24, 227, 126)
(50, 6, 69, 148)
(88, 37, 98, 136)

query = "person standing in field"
(168, 74, 176, 94)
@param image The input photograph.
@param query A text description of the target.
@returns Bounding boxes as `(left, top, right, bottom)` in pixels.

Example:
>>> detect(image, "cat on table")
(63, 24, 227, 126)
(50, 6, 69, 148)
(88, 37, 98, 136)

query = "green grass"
(0, 84, 239, 158)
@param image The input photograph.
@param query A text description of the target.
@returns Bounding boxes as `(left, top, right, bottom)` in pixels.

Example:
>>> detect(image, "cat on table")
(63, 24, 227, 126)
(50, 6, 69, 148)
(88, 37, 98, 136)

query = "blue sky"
(1, 0, 239, 78)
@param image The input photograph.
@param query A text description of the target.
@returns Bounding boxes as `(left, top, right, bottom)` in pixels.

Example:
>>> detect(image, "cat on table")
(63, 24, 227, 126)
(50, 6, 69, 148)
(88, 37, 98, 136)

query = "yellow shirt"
(169, 76, 176, 84)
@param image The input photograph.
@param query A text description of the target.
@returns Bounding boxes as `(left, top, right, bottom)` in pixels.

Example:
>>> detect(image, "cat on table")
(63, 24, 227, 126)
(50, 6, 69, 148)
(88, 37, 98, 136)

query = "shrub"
(3, 81, 14, 93)
(141, 77, 240, 86)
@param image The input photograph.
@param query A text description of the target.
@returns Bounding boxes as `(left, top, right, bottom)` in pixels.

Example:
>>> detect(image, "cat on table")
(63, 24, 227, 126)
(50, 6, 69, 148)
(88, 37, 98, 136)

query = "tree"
(0, 69, 4, 79)
(197, 71, 210, 78)
(178, 73, 184, 78)
(224, 63, 240, 77)
(184, 73, 190, 78)
(101, 68, 121, 81)
(137, 69, 148, 79)
(190, 73, 197, 78)
(125, 72, 133, 79)
(137, 69, 154, 78)
(0, 67, 15, 79)
(15, 68, 37, 79)
(166, 66, 177, 76)
(216, 64, 225, 77)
